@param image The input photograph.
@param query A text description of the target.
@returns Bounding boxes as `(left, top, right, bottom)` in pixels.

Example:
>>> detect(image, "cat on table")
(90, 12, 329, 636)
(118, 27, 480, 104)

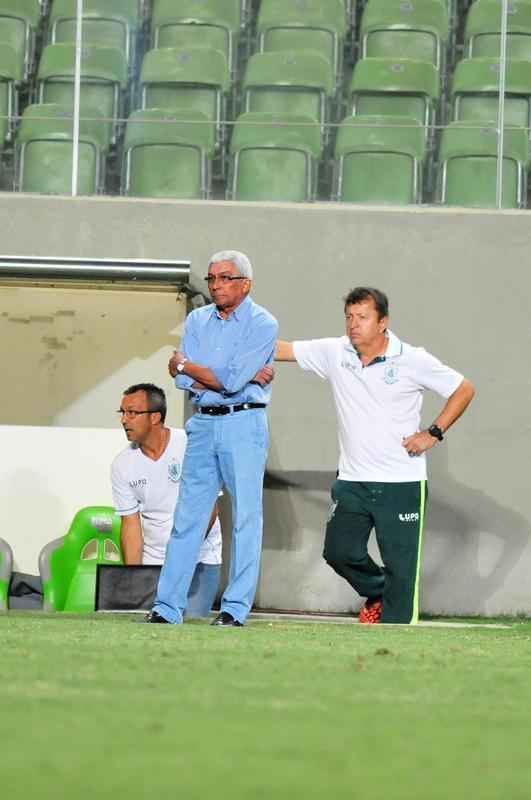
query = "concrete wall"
(2, 192, 530, 615)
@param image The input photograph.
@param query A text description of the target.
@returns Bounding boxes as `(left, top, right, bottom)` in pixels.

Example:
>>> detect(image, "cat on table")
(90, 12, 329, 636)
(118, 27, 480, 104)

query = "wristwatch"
(176, 358, 187, 373)
(428, 424, 444, 441)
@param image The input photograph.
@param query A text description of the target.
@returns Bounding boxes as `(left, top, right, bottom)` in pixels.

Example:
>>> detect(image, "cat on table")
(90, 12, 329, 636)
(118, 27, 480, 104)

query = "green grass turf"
(2, 613, 531, 799)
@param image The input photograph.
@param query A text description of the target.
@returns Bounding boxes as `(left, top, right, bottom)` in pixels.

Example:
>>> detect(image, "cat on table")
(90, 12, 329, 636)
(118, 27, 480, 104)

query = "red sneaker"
(359, 598, 382, 624)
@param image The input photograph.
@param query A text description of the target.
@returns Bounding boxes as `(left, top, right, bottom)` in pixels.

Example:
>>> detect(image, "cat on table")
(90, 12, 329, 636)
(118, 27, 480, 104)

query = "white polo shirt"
(111, 428, 222, 565)
(293, 331, 463, 483)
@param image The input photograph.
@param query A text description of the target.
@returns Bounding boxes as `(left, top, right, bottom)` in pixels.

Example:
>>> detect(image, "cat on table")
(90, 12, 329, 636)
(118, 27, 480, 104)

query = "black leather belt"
(197, 403, 266, 416)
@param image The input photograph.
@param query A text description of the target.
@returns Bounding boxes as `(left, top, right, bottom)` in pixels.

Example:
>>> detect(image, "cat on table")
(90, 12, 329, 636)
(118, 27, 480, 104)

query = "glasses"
(116, 409, 154, 418)
(203, 274, 247, 285)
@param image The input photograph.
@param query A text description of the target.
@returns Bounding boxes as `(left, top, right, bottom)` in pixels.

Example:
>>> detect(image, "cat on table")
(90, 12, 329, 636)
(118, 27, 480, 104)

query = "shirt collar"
(343, 329, 402, 361)
(210, 293, 251, 321)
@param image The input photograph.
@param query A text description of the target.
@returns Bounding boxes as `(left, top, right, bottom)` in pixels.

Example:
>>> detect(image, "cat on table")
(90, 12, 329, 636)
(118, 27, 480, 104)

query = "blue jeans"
(154, 407, 268, 624)
(185, 562, 221, 618)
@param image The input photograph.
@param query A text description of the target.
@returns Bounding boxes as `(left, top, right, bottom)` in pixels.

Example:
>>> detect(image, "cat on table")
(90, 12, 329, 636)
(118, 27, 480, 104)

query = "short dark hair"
(344, 287, 389, 320)
(123, 383, 167, 423)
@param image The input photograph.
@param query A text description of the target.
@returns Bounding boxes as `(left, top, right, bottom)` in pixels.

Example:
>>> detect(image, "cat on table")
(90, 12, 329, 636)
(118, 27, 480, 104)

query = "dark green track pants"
(323, 480, 427, 624)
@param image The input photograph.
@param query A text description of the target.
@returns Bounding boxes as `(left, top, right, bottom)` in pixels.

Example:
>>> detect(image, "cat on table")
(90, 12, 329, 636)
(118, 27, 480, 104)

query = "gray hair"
(209, 250, 253, 280)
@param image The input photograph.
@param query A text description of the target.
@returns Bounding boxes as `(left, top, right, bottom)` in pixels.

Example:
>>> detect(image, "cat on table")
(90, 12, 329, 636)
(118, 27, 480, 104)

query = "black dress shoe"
(146, 610, 170, 624)
(211, 611, 243, 627)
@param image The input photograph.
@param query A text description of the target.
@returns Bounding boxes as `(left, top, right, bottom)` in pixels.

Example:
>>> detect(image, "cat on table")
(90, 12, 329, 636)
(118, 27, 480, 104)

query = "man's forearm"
(181, 361, 224, 391)
(120, 514, 143, 565)
(275, 340, 296, 362)
(434, 378, 475, 432)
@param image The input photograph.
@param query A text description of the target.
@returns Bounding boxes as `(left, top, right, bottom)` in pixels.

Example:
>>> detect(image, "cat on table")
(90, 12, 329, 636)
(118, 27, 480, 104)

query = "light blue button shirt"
(175, 295, 278, 406)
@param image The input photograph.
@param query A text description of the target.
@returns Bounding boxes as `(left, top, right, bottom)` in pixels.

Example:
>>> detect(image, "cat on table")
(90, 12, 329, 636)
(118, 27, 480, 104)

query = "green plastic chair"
(48, 0, 141, 69)
(466, 0, 531, 59)
(256, 0, 347, 88)
(451, 58, 531, 129)
(438, 121, 529, 208)
(349, 58, 439, 145)
(0, 43, 20, 145)
(39, 506, 123, 613)
(15, 103, 109, 194)
(151, 0, 242, 78)
(227, 111, 322, 201)
(139, 47, 230, 154)
(0, 537, 13, 611)
(242, 51, 334, 144)
(122, 108, 215, 198)
(0, 0, 40, 80)
(360, 0, 449, 71)
(36, 43, 128, 145)
(333, 114, 426, 204)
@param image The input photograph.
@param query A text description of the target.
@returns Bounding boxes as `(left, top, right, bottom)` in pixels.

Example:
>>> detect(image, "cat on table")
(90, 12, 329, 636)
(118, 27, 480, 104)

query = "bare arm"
(403, 378, 476, 456)
(120, 513, 143, 564)
(275, 340, 296, 362)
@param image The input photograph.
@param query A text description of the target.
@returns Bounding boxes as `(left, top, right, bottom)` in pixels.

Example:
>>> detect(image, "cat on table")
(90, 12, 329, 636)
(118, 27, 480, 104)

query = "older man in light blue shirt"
(149, 250, 278, 626)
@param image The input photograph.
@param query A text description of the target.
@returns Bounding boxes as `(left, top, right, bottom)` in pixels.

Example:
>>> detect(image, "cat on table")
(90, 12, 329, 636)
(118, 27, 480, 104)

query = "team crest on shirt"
(383, 364, 399, 384)
(168, 460, 182, 483)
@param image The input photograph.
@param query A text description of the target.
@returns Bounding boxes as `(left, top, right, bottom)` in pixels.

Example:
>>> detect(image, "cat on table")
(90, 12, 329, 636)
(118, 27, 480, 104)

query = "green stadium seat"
(227, 111, 322, 201)
(466, 0, 531, 59)
(451, 58, 531, 129)
(438, 121, 529, 208)
(0, 0, 41, 80)
(39, 506, 122, 613)
(349, 58, 440, 145)
(0, 43, 20, 145)
(36, 43, 128, 145)
(48, 0, 141, 70)
(15, 103, 109, 194)
(332, 114, 426, 204)
(256, 0, 347, 88)
(242, 51, 334, 144)
(139, 47, 230, 155)
(0, 537, 13, 611)
(151, 0, 242, 79)
(360, 0, 449, 72)
(122, 108, 215, 198)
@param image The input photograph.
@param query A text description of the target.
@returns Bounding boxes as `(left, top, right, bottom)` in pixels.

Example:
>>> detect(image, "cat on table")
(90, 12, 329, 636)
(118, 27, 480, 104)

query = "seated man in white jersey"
(111, 383, 222, 618)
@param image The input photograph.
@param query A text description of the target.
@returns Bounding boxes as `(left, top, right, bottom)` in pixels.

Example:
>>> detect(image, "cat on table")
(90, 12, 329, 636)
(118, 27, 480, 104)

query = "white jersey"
(293, 331, 463, 483)
(111, 428, 222, 565)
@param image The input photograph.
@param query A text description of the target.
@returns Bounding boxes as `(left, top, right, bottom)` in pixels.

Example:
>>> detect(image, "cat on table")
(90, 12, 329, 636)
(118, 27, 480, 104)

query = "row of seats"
(11, 104, 528, 208)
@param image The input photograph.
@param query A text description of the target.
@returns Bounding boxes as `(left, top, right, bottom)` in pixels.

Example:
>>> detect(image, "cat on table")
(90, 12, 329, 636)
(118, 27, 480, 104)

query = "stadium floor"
(2, 611, 530, 799)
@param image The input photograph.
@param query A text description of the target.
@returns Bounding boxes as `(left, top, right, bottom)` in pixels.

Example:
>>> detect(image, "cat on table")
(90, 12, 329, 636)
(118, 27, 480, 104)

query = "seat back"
(15, 102, 108, 194)
(152, 0, 241, 76)
(438, 121, 529, 208)
(466, 0, 531, 58)
(228, 110, 322, 201)
(123, 108, 214, 198)
(37, 43, 128, 143)
(49, 0, 140, 66)
(39, 505, 122, 612)
(451, 58, 531, 128)
(350, 57, 440, 134)
(333, 114, 426, 203)
(242, 51, 334, 139)
(360, 0, 449, 69)
(0, 0, 41, 79)
(0, 537, 13, 611)
(257, 0, 347, 84)
(139, 48, 230, 149)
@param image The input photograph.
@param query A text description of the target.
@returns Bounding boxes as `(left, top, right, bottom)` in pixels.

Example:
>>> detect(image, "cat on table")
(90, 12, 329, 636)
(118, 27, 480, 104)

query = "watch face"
(177, 362, 184, 372)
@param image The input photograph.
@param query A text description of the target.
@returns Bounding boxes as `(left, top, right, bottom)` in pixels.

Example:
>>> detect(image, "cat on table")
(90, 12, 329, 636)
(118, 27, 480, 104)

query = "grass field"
(2, 612, 531, 799)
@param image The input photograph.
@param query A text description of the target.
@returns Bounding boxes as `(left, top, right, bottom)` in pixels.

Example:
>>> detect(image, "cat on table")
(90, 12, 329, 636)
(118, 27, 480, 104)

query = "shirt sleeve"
(110, 460, 139, 517)
(174, 311, 199, 391)
(212, 314, 279, 395)
(413, 349, 464, 399)
(293, 338, 335, 380)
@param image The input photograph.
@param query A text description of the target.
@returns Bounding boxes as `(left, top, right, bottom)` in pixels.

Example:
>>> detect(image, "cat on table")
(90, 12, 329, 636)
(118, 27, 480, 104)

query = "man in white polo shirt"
(275, 288, 475, 625)
(111, 383, 222, 617)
